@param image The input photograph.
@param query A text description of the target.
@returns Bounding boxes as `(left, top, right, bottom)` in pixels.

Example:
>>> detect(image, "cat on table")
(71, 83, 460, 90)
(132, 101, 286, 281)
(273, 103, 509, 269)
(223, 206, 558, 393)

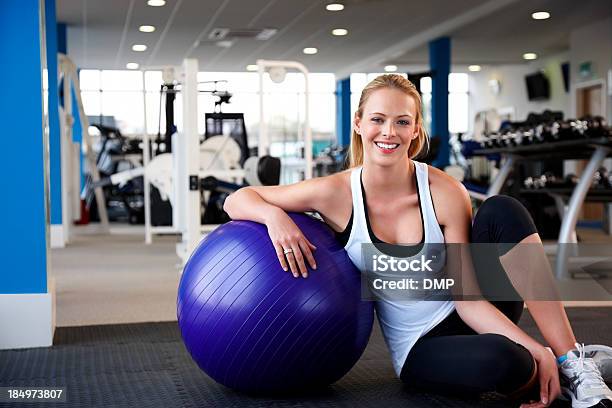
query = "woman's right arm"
(223, 175, 344, 278)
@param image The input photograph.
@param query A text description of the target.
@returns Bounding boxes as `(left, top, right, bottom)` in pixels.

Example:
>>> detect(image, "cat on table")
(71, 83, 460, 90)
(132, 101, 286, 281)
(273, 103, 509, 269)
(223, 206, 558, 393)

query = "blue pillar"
(58, 23, 85, 190)
(57, 23, 67, 54)
(1, 0, 55, 349)
(335, 77, 351, 147)
(56, 23, 81, 149)
(429, 37, 450, 168)
(46, 0, 62, 228)
(72, 86, 82, 146)
(0, 2, 49, 292)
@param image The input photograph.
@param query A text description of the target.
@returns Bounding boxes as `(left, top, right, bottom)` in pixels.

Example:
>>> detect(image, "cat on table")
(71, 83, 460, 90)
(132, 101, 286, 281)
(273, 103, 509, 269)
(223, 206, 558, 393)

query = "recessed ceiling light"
(523, 52, 537, 60)
(303, 47, 318, 55)
(468, 65, 481, 72)
(246, 65, 258, 71)
(126, 62, 139, 70)
(139, 25, 156, 33)
(216, 40, 234, 48)
(331, 28, 348, 36)
(384, 65, 397, 72)
(147, 0, 165, 6)
(256, 28, 277, 40)
(132, 44, 147, 52)
(326, 3, 344, 11)
(531, 11, 550, 20)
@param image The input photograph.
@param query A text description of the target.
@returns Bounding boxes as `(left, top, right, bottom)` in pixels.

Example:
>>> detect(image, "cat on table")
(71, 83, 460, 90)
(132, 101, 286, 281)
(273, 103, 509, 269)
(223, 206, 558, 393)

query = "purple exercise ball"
(177, 213, 374, 394)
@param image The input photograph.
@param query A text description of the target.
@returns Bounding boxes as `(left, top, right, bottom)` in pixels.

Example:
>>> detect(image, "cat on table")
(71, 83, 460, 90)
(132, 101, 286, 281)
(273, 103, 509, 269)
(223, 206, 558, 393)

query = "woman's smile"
(374, 141, 400, 154)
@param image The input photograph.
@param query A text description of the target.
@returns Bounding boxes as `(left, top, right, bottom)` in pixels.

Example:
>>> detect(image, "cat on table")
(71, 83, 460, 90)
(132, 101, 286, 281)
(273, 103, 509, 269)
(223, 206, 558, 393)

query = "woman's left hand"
(520, 348, 561, 408)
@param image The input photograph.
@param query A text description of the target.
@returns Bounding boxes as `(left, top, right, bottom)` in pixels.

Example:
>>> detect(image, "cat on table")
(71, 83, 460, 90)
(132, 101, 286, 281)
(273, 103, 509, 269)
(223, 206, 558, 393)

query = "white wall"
(467, 51, 570, 132)
(569, 17, 612, 122)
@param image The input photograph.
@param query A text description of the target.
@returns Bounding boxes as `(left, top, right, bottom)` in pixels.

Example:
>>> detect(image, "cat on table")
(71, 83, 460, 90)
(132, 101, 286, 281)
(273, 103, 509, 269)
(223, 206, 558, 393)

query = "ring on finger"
(283, 248, 294, 255)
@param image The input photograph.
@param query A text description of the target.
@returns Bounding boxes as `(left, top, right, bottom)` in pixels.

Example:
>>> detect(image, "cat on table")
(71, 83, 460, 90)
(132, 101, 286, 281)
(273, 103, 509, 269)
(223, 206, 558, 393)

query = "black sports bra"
(334, 170, 426, 248)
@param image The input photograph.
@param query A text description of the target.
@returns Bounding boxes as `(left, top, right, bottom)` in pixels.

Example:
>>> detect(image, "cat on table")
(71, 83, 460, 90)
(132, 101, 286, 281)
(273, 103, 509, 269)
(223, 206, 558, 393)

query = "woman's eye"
(398, 120, 410, 126)
(371, 117, 383, 123)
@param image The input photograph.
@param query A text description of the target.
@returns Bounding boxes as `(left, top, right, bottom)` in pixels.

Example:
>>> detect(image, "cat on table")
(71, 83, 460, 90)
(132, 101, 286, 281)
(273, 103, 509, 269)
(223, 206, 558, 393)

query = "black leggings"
(400, 195, 539, 396)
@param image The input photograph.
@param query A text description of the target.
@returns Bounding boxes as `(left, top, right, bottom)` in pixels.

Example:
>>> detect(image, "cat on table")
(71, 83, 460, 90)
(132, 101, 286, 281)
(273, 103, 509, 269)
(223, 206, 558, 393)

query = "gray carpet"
(2, 308, 611, 407)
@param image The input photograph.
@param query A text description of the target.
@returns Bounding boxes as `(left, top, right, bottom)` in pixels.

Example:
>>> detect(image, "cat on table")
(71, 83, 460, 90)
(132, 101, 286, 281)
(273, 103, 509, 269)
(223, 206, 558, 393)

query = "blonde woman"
(224, 74, 612, 408)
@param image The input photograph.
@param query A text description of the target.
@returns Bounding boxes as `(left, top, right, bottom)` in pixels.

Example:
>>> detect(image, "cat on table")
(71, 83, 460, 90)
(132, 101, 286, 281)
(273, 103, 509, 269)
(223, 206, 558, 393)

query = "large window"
(78, 69, 336, 184)
(78, 70, 336, 150)
(419, 74, 469, 135)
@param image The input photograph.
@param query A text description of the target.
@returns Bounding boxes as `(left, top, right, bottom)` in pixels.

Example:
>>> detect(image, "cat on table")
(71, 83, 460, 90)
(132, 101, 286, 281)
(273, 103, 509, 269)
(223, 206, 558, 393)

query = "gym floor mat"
(2, 308, 611, 407)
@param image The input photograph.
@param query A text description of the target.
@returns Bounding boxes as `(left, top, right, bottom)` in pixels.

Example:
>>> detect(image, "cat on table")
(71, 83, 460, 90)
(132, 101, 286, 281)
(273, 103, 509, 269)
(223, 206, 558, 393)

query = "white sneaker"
(559, 343, 612, 408)
(583, 344, 612, 384)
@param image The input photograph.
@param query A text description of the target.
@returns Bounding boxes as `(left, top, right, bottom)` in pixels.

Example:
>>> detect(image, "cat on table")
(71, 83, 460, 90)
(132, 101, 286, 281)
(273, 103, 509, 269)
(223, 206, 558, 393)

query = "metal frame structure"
(257, 59, 313, 180)
(58, 54, 109, 244)
(471, 142, 612, 279)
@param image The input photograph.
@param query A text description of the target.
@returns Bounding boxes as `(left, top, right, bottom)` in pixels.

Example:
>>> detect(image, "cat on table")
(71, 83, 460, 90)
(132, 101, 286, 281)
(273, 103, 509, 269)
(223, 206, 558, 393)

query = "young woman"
(224, 74, 612, 408)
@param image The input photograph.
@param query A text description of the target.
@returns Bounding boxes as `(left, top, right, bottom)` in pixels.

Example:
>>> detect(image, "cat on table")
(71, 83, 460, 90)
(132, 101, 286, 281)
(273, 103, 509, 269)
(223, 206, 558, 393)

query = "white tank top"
(343, 161, 455, 377)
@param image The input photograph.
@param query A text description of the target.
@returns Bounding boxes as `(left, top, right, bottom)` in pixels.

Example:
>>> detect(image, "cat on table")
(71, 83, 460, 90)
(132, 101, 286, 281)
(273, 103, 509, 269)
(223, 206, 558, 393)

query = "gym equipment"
(177, 213, 374, 394)
(101, 137, 280, 223)
(523, 168, 612, 190)
(593, 167, 611, 189)
(472, 109, 501, 142)
(243, 155, 281, 186)
(204, 112, 249, 166)
(313, 145, 349, 177)
(257, 59, 313, 180)
(479, 113, 611, 149)
(138, 60, 311, 260)
(83, 124, 146, 224)
(523, 172, 562, 189)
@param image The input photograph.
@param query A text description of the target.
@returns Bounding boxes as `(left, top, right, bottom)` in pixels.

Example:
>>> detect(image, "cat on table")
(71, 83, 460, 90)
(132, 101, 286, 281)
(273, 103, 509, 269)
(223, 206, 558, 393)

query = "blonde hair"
(347, 74, 428, 168)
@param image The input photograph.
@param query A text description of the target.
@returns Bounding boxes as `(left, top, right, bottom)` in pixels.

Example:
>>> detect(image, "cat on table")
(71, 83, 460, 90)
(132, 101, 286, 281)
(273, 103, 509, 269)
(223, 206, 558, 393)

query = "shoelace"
(565, 343, 607, 393)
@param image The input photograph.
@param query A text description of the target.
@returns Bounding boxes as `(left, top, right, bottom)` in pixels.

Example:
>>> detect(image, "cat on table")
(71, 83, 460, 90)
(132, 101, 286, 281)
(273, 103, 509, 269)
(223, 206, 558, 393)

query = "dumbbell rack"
(473, 136, 612, 279)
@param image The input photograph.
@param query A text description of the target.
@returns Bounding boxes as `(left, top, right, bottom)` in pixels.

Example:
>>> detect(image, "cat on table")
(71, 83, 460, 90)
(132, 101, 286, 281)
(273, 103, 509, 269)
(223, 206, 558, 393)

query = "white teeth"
(375, 142, 399, 149)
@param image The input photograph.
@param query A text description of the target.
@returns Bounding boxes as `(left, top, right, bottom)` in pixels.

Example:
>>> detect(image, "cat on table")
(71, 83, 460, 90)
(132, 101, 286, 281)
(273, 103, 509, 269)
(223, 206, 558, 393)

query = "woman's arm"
(430, 169, 558, 407)
(223, 173, 349, 277)
(224, 174, 343, 221)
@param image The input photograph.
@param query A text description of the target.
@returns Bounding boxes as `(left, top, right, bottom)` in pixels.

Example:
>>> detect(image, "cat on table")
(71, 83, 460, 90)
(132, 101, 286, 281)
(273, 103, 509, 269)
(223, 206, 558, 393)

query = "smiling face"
(354, 87, 418, 167)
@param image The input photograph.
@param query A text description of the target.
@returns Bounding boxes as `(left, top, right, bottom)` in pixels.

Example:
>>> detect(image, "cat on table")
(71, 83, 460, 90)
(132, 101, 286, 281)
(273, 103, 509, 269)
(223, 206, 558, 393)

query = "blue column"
(57, 23, 66, 107)
(58, 23, 85, 190)
(57, 23, 67, 54)
(335, 77, 351, 147)
(0, 0, 48, 293)
(56, 23, 81, 149)
(429, 37, 450, 168)
(46, 0, 61, 227)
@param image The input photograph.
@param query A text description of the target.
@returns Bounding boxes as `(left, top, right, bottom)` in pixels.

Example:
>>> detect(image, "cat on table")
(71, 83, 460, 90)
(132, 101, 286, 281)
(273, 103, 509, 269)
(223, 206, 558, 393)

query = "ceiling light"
(326, 3, 344, 11)
(303, 47, 318, 55)
(126, 62, 139, 70)
(147, 0, 165, 6)
(531, 11, 550, 20)
(523, 52, 537, 60)
(331, 28, 348, 36)
(132, 44, 147, 52)
(216, 40, 234, 48)
(256, 28, 277, 40)
(246, 65, 258, 72)
(139, 25, 156, 33)
(384, 65, 397, 72)
(468, 65, 481, 72)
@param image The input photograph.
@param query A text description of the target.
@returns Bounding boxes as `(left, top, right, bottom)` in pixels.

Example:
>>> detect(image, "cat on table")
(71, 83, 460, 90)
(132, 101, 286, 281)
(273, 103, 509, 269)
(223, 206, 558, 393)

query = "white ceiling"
(56, 0, 611, 74)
